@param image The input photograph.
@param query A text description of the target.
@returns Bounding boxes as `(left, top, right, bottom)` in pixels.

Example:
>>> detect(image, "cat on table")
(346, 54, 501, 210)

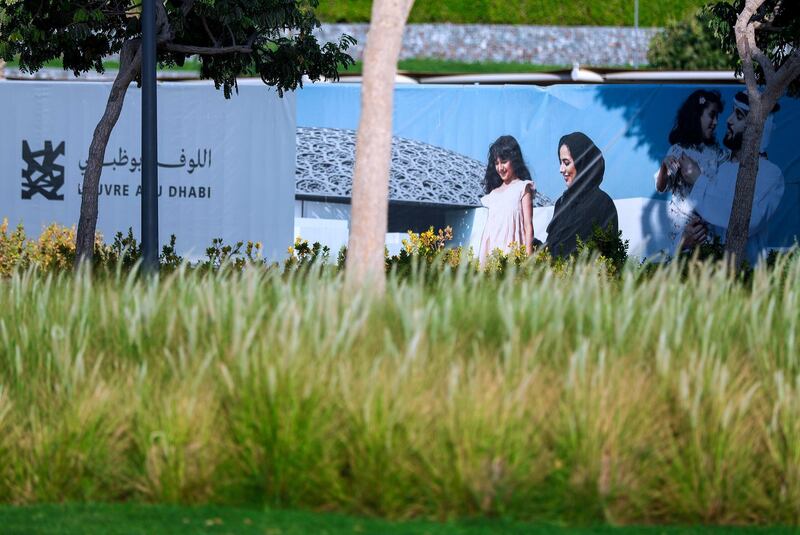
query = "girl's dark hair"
(668, 89, 724, 147)
(483, 135, 533, 194)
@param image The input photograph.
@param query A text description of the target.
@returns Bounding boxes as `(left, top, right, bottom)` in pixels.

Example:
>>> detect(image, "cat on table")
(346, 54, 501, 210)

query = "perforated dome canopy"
(296, 127, 553, 207)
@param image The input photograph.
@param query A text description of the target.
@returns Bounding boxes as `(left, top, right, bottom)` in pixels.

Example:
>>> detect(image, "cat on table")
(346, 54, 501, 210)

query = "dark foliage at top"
(0, 0, 355, 96)
(648, 10, 731, 71)
(705, 0, 800, 96)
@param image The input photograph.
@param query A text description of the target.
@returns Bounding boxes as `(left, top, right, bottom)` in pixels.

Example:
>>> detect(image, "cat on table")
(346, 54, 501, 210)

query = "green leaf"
(73, 8, 88, 23)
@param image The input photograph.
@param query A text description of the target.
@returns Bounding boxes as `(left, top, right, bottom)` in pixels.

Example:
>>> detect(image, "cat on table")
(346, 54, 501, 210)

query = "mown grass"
(5, 58, 566, 75)
(2, 57, 202, 72)
(341, 59, 567, 74)
(4, 57, 566, 75)
(1, 258, 800, 525)
(317, 0, 707, 26)
(0, 504, 795, 535)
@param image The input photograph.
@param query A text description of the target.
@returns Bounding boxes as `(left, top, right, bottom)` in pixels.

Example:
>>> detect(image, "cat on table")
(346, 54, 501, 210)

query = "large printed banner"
(1, 79, 296, 261)
(297, 84, 799, 259)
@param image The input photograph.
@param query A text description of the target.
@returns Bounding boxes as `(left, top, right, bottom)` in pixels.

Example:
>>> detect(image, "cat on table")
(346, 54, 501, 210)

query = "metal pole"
(141, 0, 159, 272)
(633, 0, 640, 68)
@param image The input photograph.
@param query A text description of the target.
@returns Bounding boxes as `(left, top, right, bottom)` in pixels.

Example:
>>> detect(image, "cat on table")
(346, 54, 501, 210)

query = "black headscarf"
(545, 132, 618, 257)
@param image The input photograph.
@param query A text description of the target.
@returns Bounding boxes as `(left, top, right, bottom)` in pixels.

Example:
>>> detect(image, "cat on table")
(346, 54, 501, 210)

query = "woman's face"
(559, 145, 577, 188)
(700, 103, 721, 142)
(495, 157, 516, 183)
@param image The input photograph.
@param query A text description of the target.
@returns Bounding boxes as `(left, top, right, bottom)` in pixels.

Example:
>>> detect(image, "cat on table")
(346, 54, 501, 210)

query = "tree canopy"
(0, 0, 354, 96)
(706, 0, 800, 95)
(703, 0, 799, 267)
(648, 10, 731, 70)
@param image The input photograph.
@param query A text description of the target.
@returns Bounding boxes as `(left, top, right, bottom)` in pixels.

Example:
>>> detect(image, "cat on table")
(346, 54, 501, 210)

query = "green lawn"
(317, 0, 706, 26)
(3, 58, 202, 72)
(343, 59, 567, 74)
(3, 57, 571, 76)
(0, 505, 793, 535)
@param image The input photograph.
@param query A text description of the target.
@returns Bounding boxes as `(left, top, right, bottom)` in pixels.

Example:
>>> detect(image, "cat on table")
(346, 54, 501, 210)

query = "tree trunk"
(722, 0, 796, 269)
(724, 97, 766, 268)
(75, 40, 141, 264)
(345, 0, 414, 291)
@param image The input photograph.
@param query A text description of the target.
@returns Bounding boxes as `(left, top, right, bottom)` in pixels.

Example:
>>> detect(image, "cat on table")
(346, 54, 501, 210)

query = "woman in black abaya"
(545, 132, 618, 257)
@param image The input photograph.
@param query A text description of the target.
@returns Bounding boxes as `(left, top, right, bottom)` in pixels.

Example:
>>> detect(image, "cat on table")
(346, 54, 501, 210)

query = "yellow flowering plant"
(284, 237, 330, 273)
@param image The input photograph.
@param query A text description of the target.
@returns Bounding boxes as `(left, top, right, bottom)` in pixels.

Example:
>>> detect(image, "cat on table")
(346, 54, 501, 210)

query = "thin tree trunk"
(75, 40, 141, 264)
(724, 0, 769, 269)
(724, 100, 766, 267)
(722, 0, 794, 269)
(345, 0, 414, 291)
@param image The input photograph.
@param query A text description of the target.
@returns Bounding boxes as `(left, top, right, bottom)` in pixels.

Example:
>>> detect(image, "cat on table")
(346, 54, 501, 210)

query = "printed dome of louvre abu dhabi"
(295, 127, 552, 207)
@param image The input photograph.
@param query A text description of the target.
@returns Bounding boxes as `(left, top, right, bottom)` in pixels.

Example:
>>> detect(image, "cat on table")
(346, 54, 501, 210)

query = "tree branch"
(97, 8, 142, 16)
(738, 36, 761, 95)
(752, 22, 786, 32)
(179, 0, 195, 17)
(735, 0, 768, 93)
(773, 47, 800, 90)
(742, 1, 776, 84)
(154, 0, 172, 42)
(163, 43, 252, 55)
(201, 16, 219, 47)
(752, 47, 775, 83)
(767, 0, 784, 22)
(120, 37, 142, 78)
(752, 0, 783, 28)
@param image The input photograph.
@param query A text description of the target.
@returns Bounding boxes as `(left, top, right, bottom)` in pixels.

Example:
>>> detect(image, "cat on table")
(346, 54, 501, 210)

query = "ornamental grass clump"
(1, 248, 800, 524)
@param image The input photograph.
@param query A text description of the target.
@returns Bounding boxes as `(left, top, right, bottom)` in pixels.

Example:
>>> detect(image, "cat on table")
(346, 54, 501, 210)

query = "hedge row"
(316, 0, 707, 27)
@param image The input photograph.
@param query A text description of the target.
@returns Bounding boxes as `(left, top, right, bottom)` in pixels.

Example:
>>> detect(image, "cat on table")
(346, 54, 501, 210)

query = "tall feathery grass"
(1, 258, 800, 524)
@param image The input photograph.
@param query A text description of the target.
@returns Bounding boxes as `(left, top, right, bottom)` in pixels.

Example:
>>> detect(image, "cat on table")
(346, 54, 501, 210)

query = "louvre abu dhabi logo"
(21, 140, 65, 200)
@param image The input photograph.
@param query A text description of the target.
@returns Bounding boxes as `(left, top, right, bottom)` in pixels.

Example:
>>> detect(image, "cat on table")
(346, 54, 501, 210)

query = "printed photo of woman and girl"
(478, 133, 618, 265)
(478, 89, 784, 266)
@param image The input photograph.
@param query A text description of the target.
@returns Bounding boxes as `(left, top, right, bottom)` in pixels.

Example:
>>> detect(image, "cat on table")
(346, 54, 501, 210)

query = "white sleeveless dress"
(478, 179, 534, 265)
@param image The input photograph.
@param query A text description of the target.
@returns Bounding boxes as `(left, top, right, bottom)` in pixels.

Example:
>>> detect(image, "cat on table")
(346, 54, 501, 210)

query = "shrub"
(28, 223, 79, 271)
(386, 226, 474, 277)
(285, 237, 331, 273)
(2, 220, 796, 285)
(576, 225, 630, 276)
(0, 219, 29, 275)
(316, 0, 708, 27)
(0, 222, 193, 275)
(647, 10, 730, 70)
(201, 238, 263, 272)
(0, 220, 105, 275)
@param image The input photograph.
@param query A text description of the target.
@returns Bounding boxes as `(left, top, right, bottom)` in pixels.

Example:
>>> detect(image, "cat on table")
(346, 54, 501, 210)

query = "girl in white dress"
(656, 90, 730, 251)
(478, 136, 535, 265)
